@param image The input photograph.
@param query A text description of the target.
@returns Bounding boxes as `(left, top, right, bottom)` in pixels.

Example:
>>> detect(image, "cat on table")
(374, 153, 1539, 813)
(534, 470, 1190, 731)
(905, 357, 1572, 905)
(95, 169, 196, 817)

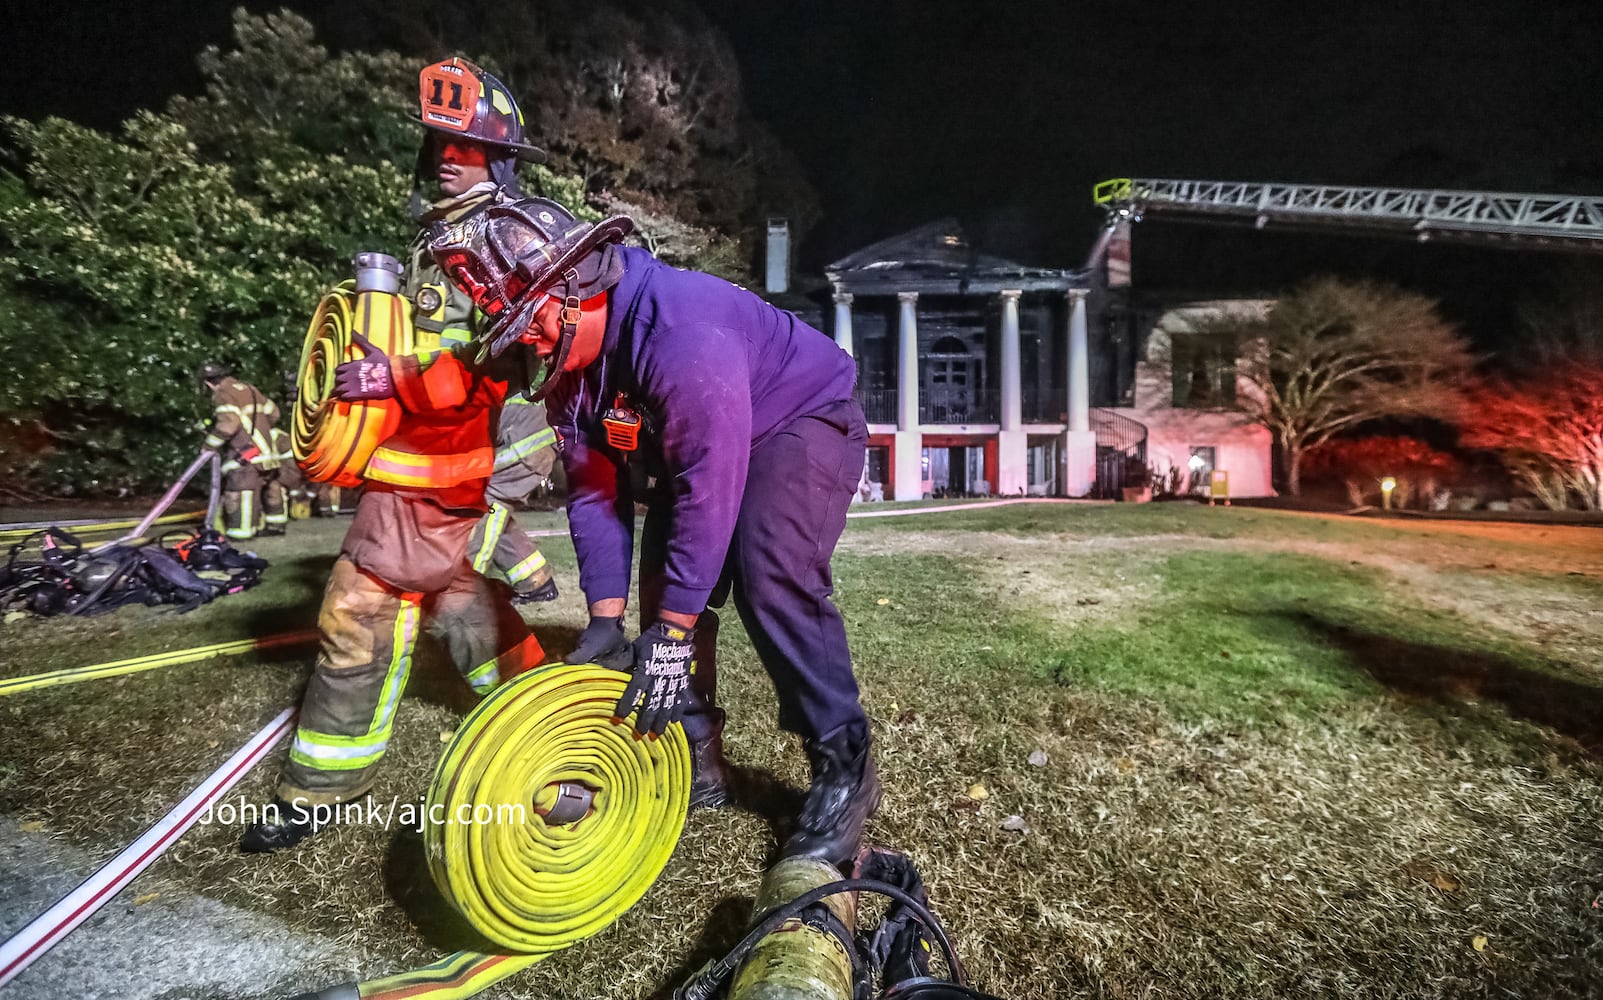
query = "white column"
(896, 292, 920, 431)
(999, 289, 1022, 431)
(893, 291, 924, 500)
(832, 291, 855, 357)
(996, 289, 1028, 496)
(1067, 288, 1090, 433)
(1061, 288, 1096, 496)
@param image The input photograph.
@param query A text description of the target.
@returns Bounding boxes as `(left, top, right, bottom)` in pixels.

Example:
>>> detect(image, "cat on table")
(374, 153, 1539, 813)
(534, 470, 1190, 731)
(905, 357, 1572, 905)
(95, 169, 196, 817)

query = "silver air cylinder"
(729, 856, 858, 1000)
(352, 252, 403, 295)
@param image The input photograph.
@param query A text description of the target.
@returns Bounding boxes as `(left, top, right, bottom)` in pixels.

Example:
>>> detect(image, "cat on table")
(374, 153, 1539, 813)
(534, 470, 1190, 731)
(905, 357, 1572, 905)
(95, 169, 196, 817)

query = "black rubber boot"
(513, 577, 559, 604)
(689, 732, 732, 811)
(239, 798, 328, 853)
(783, 729, 881, 866)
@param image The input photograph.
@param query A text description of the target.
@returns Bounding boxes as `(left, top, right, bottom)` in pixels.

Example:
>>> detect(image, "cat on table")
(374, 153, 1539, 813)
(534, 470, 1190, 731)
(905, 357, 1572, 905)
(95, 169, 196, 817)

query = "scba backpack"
(0, 527, 268, 618)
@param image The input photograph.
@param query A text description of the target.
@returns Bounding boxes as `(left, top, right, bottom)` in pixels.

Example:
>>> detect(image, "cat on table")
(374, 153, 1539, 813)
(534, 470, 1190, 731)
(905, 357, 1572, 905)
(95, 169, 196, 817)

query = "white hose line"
(0, 707, 298, 987)
(842, 497, 1090, 519)
(521, 497, 1094, 542)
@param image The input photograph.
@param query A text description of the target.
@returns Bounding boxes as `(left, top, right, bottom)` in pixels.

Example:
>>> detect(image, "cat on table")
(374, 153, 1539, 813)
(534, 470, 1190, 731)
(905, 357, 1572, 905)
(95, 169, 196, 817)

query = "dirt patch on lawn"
(843, 520, 1603, 677)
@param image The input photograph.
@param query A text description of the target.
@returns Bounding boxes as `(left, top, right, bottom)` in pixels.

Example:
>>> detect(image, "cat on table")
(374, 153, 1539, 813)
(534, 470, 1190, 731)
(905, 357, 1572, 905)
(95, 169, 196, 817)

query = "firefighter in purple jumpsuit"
(427, 199, 879, 864)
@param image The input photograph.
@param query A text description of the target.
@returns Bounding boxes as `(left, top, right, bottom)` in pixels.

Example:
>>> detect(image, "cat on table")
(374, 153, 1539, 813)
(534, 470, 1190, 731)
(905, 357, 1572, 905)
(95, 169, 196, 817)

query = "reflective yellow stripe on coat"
(365, 446, 495, 488)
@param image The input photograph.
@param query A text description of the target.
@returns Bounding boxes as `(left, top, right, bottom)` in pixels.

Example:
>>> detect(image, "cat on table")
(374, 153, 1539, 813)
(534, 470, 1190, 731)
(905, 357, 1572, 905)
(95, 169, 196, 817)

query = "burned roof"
(827, 219, 1086, 295)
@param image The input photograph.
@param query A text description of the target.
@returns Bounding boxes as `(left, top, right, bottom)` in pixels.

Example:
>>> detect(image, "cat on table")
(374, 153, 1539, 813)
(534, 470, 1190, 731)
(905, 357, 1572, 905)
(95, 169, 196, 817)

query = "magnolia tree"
(598, 193, 745, 280)
(354, 0, 822, 271)
(1460, 366, 1603, 510)
(1229, 278, 1474, 495)
(0, 11, 618, 493)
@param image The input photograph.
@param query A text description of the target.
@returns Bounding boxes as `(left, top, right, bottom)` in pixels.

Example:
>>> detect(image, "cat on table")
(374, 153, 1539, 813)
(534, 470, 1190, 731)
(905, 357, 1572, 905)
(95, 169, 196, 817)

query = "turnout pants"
(314, 484, 346, 517)
(220, 464, 286, 538)
(639, 398, 869, 747)
(276, 462, 315, 520)
(221, 465, 263, 540)
(279, 493, 544, 805)
(468, 502, 552, 596)
(261, 468, 288, 531)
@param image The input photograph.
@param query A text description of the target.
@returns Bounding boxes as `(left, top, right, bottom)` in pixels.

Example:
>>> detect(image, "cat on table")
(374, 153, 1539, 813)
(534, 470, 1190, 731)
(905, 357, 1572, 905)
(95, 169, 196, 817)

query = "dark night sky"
(11, 1, 1603, 342)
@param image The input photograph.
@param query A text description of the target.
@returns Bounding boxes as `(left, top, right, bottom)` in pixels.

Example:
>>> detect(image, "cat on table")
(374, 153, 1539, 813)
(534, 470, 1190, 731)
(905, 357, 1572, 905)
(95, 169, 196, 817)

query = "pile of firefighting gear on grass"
(0, 525, 266, 618)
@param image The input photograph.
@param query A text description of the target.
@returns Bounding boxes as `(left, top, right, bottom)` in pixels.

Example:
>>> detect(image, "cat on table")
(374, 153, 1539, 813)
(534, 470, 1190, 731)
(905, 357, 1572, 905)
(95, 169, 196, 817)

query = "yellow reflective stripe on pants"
(287, 595, 421, 771)
(225, 492, 255, 539)
(504, 548, 548, 586)
(471, 505, 510, 574)
(463, 634, 543, 695)
(462, 656, 499, 695)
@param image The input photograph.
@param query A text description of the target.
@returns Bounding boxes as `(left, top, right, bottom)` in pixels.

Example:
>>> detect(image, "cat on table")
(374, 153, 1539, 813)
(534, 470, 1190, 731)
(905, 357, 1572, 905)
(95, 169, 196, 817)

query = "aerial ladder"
(1093, 177, 1603, 254)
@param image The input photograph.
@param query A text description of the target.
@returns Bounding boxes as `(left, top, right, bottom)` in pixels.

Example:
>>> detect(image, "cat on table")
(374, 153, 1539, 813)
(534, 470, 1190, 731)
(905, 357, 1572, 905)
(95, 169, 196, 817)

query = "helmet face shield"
(426, 200, 636, 361)
(428, 205, 568, 335)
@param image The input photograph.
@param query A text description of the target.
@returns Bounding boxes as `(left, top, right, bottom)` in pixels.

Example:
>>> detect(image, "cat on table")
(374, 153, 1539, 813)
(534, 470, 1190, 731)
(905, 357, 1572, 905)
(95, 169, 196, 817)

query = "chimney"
(765, 218, 790, 294)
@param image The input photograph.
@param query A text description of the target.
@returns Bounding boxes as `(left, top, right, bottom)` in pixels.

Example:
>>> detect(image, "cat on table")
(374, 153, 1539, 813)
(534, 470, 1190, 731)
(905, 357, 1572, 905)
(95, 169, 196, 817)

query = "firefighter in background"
(198, 361, 286, 539)
(281, 369, 342, 518)
(241, 58, 549, 853)
(270, 423, 314, 521)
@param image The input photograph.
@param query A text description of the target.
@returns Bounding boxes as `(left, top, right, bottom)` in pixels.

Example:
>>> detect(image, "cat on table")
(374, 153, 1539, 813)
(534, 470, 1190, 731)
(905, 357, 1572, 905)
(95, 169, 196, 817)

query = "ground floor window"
(1188, 446, 1216, 494)
(866, 445, 890, 486)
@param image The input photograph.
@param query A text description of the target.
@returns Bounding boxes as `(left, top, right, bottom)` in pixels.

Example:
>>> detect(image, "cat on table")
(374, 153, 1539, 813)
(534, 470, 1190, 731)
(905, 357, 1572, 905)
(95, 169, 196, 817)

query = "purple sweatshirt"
(546, 246, 856, 614)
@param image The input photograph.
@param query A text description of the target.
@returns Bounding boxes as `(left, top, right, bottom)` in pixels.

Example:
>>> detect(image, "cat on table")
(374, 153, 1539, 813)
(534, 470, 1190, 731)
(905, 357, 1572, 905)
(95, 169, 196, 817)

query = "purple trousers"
(639, 399, 869, 746)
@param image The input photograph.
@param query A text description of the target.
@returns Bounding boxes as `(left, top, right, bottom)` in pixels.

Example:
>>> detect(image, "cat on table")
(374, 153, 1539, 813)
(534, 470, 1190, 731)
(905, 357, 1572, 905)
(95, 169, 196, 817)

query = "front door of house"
(926, 337, 976, 422)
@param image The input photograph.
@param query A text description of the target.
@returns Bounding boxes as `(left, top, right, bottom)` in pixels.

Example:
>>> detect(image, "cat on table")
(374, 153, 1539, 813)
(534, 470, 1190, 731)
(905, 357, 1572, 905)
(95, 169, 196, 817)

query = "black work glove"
(616, 621, 695, 737)
(332, 332, 393, 401)
(568, 615, 633, 672)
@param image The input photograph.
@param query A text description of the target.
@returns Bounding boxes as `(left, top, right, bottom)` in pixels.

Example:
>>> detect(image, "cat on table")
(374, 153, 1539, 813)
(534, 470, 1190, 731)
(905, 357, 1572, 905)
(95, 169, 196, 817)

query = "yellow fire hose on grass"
(295, 662, 691, 1000)
(293, 254, 414, 488)
(0, 510, 205, 545)
(0, 632, 319, 698)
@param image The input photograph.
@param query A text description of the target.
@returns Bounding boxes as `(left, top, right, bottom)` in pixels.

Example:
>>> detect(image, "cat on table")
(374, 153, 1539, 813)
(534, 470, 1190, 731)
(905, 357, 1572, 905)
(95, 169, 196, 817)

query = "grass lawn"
(2, 503, 1602, 998)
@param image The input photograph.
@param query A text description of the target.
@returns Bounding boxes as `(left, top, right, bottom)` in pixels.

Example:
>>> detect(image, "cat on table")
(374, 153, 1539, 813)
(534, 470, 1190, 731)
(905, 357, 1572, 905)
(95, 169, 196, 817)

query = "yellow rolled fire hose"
(303, 662, 691, 1000)
(292, 264, 413, 488)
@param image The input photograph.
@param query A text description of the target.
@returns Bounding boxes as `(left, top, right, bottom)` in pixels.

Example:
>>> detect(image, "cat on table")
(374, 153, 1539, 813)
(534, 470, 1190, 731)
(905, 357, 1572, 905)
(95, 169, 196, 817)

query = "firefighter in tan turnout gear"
(198, 361, 287, 539)
(240, 58, 552, 853)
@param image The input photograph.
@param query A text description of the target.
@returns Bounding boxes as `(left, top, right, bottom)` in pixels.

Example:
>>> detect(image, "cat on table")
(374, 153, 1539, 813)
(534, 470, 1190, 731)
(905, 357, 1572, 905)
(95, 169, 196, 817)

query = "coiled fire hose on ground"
(292, 254, 414, 488)
(297, 662, 692, 1000)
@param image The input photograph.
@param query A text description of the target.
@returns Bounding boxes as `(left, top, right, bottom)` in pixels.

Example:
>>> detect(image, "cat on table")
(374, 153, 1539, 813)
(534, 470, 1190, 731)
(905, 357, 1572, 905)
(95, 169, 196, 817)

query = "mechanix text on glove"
(615, 621, 695, 737)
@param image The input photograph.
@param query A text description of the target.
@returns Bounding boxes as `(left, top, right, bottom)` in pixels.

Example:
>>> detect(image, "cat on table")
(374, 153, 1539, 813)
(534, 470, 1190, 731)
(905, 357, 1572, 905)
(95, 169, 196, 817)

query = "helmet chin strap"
(525, 269, 583, 404)
(489, 155, 522, 197)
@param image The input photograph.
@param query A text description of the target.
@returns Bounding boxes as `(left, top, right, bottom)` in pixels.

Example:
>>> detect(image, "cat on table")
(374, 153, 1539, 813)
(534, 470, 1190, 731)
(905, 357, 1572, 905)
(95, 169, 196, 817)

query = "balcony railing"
(856, 387, 898, 423)
(858, 386, 1074, 425)
(921, 387, 998, 424)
